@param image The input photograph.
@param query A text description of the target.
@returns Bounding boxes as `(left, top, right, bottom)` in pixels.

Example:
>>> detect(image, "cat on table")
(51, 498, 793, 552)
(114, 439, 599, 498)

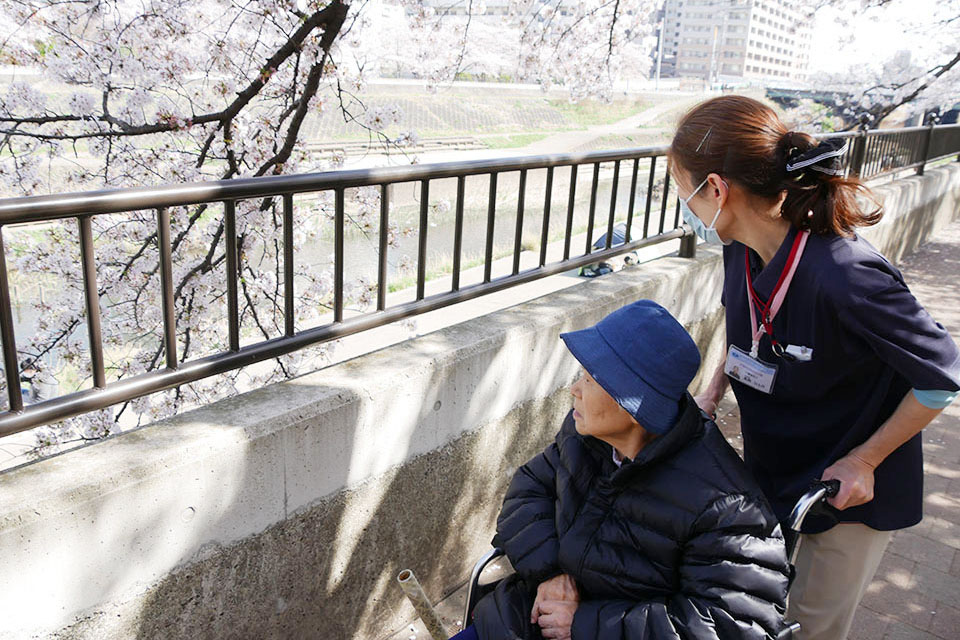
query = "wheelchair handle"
(787, 479, 840, 532)
(786, 479, 840, 566)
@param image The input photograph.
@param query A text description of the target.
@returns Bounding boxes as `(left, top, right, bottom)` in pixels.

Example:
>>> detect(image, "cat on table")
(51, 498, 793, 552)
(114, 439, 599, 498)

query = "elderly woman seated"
(452, 300, 790, 640)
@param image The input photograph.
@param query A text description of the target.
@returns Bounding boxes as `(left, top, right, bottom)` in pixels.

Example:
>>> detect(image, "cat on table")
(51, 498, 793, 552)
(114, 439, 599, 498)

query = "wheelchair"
(462, 480, 841, 640)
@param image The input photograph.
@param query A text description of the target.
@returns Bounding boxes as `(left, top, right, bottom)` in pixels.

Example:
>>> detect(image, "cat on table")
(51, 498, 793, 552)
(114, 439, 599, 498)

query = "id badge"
(725, 345, 778, 394)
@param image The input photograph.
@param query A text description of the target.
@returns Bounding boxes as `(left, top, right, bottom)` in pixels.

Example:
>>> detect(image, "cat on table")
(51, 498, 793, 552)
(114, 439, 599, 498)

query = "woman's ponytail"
(776, 132, 882, 235)
(669, 96, 883, 236)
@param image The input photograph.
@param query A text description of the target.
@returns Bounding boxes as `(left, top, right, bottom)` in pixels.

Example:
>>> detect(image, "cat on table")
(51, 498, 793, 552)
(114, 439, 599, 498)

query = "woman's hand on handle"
(821, 453, 875, 510)
(530, 574, 579, 624)
(694, 354, 730, 419)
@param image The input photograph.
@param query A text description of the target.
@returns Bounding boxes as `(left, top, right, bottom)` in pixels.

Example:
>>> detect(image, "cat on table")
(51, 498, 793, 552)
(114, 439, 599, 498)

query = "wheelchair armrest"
(463, 547, 505, 626)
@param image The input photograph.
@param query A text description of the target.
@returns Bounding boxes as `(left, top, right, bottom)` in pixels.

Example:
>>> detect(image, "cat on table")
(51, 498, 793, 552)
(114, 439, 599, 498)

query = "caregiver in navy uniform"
(667, 95, 960, 640)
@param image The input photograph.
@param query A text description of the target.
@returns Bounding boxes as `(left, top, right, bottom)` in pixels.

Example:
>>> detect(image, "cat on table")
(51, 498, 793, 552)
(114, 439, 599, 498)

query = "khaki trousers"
(786, 522, 893, 640)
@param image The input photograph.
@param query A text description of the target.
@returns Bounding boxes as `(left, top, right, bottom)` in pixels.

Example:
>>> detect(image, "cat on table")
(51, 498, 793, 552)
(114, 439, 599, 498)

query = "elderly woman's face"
(570, 369, 638, 441)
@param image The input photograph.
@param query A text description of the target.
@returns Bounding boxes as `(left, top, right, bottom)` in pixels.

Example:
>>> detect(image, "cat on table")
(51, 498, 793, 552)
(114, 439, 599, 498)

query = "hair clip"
(695, 127, 713, 153)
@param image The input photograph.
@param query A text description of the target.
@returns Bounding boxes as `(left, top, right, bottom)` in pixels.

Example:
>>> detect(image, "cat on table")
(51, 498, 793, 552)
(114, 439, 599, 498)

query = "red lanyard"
(744, 230, 809, 357)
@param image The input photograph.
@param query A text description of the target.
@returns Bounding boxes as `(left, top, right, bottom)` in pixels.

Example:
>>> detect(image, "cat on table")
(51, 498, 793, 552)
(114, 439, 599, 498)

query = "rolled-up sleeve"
(834, 258, 960, 393)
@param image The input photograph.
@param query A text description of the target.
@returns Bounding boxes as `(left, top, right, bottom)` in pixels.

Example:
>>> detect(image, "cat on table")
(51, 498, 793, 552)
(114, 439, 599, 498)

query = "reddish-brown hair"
(668, 95, 881, 236)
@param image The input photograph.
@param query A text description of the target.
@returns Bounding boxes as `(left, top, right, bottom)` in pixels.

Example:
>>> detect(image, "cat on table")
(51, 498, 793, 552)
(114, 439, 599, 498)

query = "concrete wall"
(1, 163, 958, 640)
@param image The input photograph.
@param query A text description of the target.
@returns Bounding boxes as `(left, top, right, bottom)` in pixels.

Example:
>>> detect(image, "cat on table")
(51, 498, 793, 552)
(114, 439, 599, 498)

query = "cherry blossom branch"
(0, 0, 350, 143)
(842, 49, 960, 129)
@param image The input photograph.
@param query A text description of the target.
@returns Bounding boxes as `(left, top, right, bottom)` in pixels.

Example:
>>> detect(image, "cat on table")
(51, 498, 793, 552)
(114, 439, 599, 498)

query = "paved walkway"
(714, 219, 960, 640)
(384, 219, 960, 640)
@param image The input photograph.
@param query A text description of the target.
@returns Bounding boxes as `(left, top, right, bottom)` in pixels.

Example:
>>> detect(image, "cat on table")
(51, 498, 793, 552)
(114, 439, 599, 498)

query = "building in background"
(418, 0, 512, 15)
(658, 0, 812, 86)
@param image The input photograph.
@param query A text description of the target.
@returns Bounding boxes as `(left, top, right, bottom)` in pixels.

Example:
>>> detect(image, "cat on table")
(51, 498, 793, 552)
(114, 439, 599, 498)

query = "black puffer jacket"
(474, 395, 790, 639)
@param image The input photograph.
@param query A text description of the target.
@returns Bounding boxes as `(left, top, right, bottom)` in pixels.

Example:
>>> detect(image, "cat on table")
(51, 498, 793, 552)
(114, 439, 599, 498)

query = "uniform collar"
(746, 224, 800, 300)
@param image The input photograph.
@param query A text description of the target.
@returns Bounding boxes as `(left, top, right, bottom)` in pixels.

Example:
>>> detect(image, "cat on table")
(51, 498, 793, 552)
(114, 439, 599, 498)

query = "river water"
(2, 161, 678, 414)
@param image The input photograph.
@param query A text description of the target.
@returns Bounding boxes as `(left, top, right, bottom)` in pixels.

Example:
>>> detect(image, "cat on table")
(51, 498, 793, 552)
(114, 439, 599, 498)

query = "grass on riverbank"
(548, 99, 651, 126)
(482, 133, 551, 149)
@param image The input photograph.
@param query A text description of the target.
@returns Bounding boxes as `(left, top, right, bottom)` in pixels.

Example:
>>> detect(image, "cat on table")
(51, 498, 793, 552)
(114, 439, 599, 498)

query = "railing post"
(848, 131, 867, 178)
(917, 124, 935, 176)
(0, 226, 23, 413)
(679, 231, 697, 258)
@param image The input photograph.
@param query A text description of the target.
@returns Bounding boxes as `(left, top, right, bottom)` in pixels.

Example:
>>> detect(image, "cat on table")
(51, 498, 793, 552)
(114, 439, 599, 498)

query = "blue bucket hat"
(560, 300, 701, 435)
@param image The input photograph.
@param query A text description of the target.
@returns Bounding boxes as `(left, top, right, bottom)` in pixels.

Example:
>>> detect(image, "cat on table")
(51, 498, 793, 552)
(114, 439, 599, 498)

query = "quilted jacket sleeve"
(492, 433, 564, 586)
(571, 493, 790, 640)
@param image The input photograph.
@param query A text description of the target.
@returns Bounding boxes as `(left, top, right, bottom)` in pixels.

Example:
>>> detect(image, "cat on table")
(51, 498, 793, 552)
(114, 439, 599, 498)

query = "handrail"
(0, 146, 669, 224)
(1, 123, 958, 438)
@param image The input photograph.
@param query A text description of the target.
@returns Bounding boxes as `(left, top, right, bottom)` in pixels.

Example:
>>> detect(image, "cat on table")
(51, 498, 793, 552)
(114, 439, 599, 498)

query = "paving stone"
(911, 563, 960, 607)
(883, 624, 943, 640)
(928, 601, 960, 640)
(849, 607, 893, 640)
(951, 550, 960, 578)
(907, 515, 960, 552)
(888, 530, 960, 571)
(922, 473, 951, 495)
(924, 450, 960, 470)
(919, 491, 960, 527)
(923, 459, 960, 481)
(861, 562, 936, 632)
(870, 550, 919, 591)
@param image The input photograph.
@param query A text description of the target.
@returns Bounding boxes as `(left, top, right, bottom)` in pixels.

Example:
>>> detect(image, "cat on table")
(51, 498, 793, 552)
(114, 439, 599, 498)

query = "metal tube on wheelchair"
(397, 569, 450, 640)
(785, 480, 840, 566)
(786, 486, 828, 566)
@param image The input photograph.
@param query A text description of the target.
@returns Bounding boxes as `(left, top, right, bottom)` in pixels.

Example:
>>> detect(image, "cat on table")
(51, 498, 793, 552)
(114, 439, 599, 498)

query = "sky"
(808, 0, 948, 73)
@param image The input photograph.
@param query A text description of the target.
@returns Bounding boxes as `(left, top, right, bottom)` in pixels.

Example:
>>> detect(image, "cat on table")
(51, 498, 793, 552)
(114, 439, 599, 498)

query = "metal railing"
(0, 123, 958, 437)
(839, 123, 960, 181)
(0, 147, 689, 437)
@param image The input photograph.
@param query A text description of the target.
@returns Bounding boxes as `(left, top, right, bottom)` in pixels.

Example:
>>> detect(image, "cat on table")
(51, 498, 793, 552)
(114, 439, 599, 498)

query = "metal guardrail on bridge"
(0, 123, 958, 437)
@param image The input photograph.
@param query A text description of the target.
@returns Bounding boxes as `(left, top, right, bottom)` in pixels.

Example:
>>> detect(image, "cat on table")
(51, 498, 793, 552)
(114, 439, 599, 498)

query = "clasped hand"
(822, 451, 876, 510)
(530, 574, 579, 639)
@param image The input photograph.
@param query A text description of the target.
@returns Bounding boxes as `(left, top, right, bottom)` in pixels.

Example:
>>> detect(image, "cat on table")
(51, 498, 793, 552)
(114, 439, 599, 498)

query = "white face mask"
(680, 177, 731, 246)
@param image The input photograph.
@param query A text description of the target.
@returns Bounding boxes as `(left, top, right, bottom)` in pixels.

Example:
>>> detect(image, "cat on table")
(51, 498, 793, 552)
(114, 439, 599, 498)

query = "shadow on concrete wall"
(109, 311, 581, 639)
(115, 241, 733, 640)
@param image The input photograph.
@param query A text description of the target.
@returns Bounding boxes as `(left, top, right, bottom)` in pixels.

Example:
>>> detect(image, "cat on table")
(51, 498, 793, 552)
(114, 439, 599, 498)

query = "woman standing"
(668, 95, 960, 640)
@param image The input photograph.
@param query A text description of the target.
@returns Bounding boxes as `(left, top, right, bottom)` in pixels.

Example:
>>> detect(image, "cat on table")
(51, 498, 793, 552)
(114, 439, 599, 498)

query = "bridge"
(0, 125, 958, 639)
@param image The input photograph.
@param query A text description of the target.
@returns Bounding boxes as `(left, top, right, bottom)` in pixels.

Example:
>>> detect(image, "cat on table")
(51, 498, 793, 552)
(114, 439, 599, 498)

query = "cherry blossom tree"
(0, 0, 663, 457)
(798, 0, 960, 130)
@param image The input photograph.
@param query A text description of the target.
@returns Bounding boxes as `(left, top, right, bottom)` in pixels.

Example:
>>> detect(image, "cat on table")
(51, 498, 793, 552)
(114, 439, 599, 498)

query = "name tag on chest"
(725, 345, 778, 394)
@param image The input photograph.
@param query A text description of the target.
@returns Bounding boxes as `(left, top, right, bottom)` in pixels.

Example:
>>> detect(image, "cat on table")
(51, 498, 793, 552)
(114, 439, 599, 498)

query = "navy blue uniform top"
(722, 226, 960, 533)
